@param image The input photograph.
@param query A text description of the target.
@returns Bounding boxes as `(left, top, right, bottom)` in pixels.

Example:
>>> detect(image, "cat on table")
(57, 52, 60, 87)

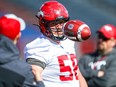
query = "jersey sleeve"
(24, 45, 48, 65)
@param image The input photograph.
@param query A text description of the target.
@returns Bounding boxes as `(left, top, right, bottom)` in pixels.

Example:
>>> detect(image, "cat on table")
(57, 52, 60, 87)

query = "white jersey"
(24, 35, 80, 87)
(60, 38, 76, 55)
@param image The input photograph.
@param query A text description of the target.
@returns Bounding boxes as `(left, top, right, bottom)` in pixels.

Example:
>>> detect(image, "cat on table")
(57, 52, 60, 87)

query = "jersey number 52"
(58, 54, 78, 81)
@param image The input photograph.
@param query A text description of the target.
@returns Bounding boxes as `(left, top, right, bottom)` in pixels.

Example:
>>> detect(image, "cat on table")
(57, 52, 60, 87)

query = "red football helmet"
(36, 1, 69, 41)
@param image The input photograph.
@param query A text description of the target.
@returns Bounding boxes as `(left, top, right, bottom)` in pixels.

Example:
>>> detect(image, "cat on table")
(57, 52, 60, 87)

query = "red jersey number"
(58, 54, 78, 81)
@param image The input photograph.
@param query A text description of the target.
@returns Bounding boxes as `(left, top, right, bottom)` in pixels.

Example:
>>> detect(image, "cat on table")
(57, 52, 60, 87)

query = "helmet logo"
(37, 11, 44, 17)
(104, 26, 112, 31)
(55, 10, 60, 15)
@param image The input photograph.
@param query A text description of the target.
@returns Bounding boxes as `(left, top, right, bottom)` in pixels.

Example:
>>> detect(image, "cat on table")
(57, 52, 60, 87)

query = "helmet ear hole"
(35, 15, 39, 19)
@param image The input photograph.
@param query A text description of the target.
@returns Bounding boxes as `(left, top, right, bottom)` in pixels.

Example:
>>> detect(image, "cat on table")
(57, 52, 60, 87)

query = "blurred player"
(79, 24, 116, 87)
(0, 14, 43, 87)
(24, 1, 88, 87)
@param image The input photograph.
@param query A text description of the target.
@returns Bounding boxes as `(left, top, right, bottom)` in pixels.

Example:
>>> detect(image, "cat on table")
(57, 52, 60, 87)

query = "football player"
(24, 1, 88, 87)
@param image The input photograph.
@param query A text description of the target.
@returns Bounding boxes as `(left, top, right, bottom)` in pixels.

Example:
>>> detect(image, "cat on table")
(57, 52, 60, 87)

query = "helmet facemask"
(45, 18, 69, 41)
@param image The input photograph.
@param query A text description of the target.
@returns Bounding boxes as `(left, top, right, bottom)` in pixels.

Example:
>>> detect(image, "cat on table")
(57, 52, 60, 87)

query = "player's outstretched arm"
(78, 68, 88, 87)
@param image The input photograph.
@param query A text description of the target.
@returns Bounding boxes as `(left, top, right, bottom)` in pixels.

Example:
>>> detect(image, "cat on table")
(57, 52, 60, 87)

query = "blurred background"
(0, 0, 116, 59)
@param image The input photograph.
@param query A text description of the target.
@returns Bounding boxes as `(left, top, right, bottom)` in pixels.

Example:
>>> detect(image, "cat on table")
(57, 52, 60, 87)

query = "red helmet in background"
(36, 1, 69, 40)
(97, 24, 116, 39)
(0, 14, 26, 40)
